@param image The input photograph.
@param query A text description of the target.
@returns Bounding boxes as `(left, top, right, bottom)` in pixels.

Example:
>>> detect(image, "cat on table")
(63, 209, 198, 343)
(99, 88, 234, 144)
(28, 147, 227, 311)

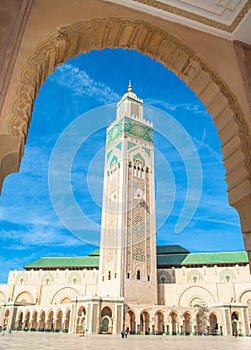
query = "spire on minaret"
(128, 81, 133, 93)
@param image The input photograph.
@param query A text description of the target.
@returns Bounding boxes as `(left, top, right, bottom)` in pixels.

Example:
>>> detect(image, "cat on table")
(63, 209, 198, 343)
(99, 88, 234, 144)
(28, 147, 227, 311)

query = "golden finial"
(128, 81, 132, 93)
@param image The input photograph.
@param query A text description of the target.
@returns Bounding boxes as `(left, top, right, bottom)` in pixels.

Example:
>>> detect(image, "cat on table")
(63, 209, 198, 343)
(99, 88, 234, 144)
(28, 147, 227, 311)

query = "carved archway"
(1, 17, 251, 259)
(178, 286, 216, 307)
(51, 287, 79, 305)
(15, 291, 33, 304)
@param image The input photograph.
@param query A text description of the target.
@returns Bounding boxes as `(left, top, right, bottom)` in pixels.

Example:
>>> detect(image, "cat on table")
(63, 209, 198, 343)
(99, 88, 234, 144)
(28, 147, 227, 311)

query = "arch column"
(232, 193, 251, 266)
(0, 135, 23, 191)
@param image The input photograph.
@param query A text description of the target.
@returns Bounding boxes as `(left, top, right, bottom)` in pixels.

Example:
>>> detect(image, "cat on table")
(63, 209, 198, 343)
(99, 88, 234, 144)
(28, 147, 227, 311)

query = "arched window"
(137, 270, 140, 280)
(108, 271, 111, 280)
(142, 168, 145, 179)
(160, 276, 166, 283)
(137, 166, 141, 177)
(134, 165, 137, 176)
(225, 275, 231, 282)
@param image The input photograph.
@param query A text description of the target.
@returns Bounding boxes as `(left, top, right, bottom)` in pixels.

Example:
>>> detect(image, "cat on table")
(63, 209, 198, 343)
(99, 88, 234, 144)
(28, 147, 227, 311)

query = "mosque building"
(0, 85, 251, 337)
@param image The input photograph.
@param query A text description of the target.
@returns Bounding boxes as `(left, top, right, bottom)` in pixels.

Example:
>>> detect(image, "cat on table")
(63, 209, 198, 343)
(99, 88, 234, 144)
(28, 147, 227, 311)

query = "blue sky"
(0, 49, 244, 282)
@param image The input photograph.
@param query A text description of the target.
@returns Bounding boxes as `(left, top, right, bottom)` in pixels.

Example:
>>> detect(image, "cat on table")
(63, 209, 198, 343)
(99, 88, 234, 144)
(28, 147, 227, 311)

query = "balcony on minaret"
(116, 82, 144, 122)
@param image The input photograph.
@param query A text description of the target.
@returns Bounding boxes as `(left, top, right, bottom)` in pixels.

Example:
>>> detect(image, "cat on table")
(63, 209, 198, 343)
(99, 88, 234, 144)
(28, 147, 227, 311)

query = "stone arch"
(31, 310, 38, 329)
(183, 311, 192, 335)
(124, 309, 136, 334)
(3, 309, 10, 327)
(238, 289, 251, 303)
(140, 309, 150, 335)
(55, 309, 63, 331)
(51, 287, 79, 305)
(24, 310, 31, 328)
(15, 291, 33, 304)
(76, 306, 86, 333)
(169, 310, 178, 335)
(5, 18, 250, 198)
(16, 310, 24, 330)
(38, 310, 45, 330)
(1, 17, 251, 260)
(100, 306, 113, 334)
(209, 312, 218, 334)
(155, 310, 165, 334)
(238, 289, 251, 321)
(46, 309, 54, 331)
(64, 308, 71, 332)
(178, 286, 215, 307)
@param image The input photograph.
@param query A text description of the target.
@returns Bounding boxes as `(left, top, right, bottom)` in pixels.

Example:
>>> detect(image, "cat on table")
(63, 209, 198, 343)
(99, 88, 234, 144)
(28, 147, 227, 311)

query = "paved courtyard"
(0, 332, 251, 350)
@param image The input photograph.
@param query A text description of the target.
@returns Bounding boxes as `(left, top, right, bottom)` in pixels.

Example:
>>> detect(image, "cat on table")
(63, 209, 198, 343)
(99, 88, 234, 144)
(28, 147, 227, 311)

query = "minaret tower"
(98, 83, 157, 304)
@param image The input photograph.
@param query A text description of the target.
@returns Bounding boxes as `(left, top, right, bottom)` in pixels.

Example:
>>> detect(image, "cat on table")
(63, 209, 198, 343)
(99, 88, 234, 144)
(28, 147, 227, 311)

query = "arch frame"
(0, 15, 251, 259)
(178, 285, 216, 307)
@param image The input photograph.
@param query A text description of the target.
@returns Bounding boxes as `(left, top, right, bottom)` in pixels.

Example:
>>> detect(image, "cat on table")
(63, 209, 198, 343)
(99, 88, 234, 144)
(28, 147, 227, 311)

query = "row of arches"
(3, 305, 114, 334)
(12, 308, 71, 332)
(5, 286, 80, 306)
(1, 304, 245, 336)
(124, 309, 233, 336)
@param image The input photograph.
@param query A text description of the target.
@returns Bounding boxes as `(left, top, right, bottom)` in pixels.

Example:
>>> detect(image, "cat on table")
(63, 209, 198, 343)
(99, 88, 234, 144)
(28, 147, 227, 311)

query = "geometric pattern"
(107, 116, 153, 145)
(51, 287, 79, 305)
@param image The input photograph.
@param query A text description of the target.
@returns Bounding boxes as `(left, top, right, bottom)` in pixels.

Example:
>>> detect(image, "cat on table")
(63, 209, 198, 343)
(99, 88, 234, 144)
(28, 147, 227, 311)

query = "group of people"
(1, 325, 12, 335)
(121, 329, 128, 339)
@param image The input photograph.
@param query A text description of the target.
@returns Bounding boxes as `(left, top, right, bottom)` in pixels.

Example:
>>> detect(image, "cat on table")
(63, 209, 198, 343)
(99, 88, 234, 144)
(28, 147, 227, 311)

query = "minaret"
(98, 83, 157, 304)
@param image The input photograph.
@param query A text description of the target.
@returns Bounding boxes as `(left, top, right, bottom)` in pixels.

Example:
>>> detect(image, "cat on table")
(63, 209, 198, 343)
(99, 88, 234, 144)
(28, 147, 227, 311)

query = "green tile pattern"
(107, 117, 153, 145)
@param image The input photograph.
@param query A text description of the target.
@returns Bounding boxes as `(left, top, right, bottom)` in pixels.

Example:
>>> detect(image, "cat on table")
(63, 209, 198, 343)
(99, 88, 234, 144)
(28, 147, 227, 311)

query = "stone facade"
(0, 254, 251, 336)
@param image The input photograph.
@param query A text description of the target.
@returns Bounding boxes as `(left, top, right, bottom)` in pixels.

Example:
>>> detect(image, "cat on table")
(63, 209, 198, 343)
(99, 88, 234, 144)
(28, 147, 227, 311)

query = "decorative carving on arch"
(238, 289, 251, 303)
(5, 17, 251, 206)
(15, 272, 28, 285)
(178, 286, 216, 307)
(219, 268, 236, 283)
(51, 287, 79, 305)
(186, 269, 203, 284)
(41, 272, 55, 285)
(15, 291, 34, 303)
(67, 271, 82, 285)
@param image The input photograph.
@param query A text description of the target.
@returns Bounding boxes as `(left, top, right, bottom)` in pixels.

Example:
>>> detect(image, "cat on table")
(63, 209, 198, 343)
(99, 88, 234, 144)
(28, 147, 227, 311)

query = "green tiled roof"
(88, 249, 100, 257)
(24, 256, 99, 269)
(157, 245, 190, 255)
(182, 252, 248, 265)
(24, 246, 248, 270)
(157, 254, 188, 266)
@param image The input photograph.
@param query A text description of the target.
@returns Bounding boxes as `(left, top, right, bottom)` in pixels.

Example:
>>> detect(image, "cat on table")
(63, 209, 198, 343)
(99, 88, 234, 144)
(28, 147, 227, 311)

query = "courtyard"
(0, 332, 250, 350)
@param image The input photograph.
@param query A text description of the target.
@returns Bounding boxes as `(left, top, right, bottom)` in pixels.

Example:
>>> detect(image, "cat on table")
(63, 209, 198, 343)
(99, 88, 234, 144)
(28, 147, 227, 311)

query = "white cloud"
(1, 226, 84, 249)
(52, 64, 120, 104)
(145, 99, 209, 116)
